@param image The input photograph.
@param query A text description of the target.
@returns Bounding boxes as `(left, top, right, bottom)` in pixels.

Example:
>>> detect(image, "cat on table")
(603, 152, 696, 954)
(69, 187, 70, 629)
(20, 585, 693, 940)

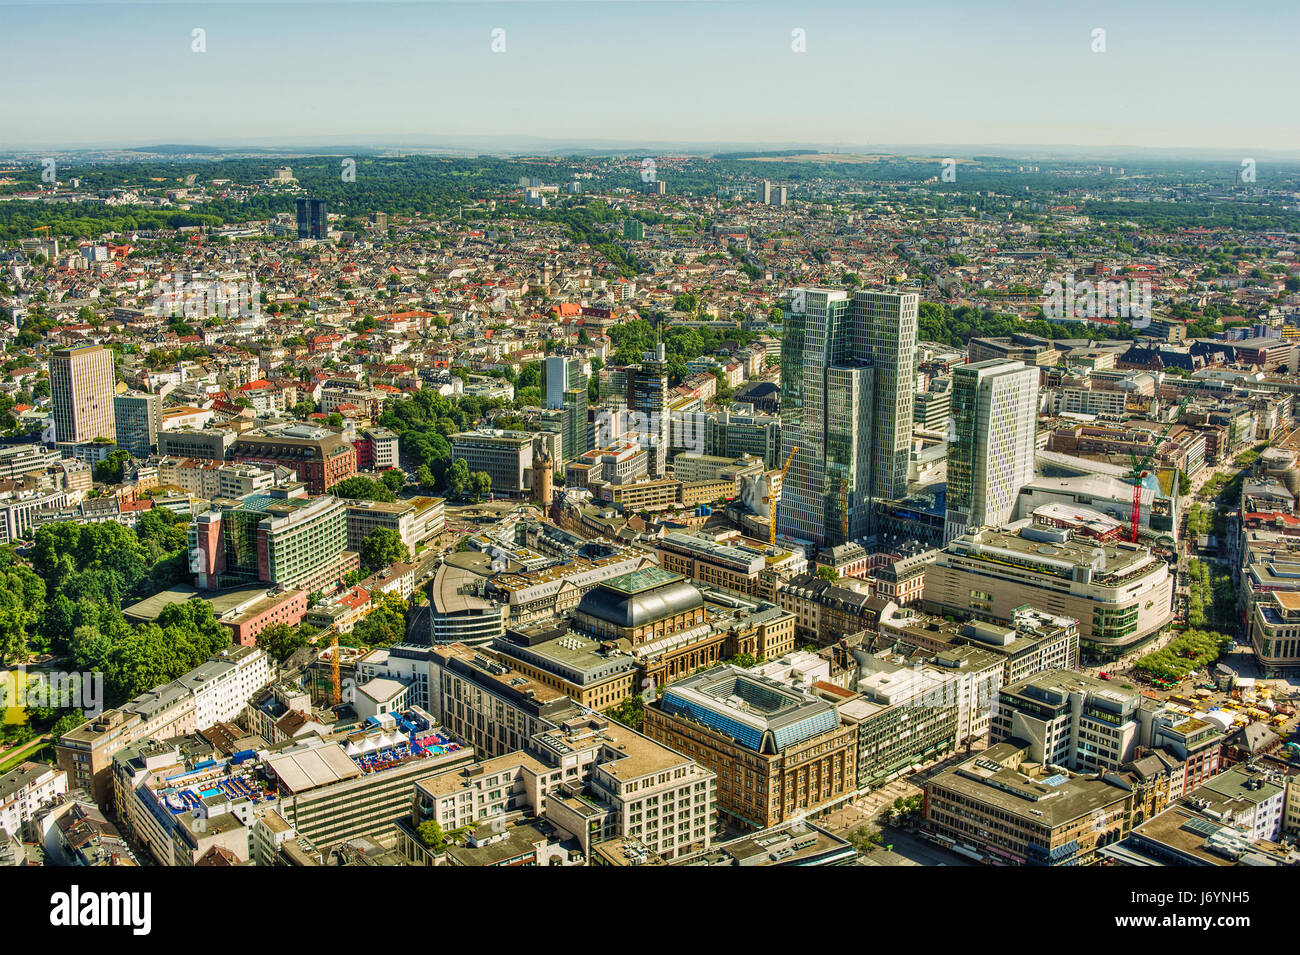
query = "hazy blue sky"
(1, 0, 1296, 152)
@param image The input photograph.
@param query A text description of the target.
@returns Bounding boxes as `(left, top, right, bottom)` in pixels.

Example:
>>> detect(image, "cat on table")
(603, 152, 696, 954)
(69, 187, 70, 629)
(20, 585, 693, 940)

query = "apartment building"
(0, 762, 69, 839)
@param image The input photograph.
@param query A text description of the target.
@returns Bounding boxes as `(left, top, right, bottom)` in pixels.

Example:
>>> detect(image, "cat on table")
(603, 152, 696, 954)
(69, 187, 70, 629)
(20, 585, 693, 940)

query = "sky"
(1, 0, 1297, 154)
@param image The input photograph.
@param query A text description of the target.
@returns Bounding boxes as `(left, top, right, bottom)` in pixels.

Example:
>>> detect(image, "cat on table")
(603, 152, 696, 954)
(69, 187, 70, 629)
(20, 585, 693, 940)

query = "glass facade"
(778, 288, 917, 546)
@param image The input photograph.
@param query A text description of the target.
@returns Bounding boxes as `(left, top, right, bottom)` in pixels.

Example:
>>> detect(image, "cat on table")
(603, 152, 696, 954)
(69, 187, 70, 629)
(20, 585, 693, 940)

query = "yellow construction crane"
(330, 633, 341, 707)
(33, 225, 50, 239)
(767, 446, 798, 546)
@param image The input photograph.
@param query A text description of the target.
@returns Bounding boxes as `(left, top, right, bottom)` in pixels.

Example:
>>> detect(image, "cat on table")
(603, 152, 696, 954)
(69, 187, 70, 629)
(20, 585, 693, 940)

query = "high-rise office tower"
(777, 288, 918, 547)
(49, 345, 116, 445)
(628, 343, 671, 478)
(757, 180, 771, 204)
(543, 356, 571, 411)
(944, 359, 1039, 542)
(296, 197, 327, 239)
(855, 289, 918, 501)
(542, 356, 590, 463)
(113, 390, 162, 457)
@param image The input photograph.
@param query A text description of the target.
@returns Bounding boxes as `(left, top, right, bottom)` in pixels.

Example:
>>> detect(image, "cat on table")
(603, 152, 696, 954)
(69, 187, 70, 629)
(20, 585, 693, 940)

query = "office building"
(922, 742, 1133, 866)
(924, 524, 1175, 659)
(158, 428, 235, 461)
(296, 197, 327, 240)
(189, 491, 357, 595)
(450, 429, 534, 496)
(777, 288, 918, 547)
(645, 666, 857, 830)
(989, 670, 1223, 785)
(945, 359, 1038, 542)
(49, 345, 115, 444)
(113, 390, 162, 457)
(344, 499, 417, 554)
(628, 345, 671, 478)
(542, 356, 589, 462)
(228, 423, 356, 494)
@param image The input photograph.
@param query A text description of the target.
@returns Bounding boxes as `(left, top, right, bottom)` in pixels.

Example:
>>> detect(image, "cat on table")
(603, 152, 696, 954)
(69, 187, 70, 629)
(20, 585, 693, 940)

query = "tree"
(0, 548, 43, 664)
(416, 464, 435, 488)
(445, 458, 472, 499)
(329, 476, 396, 503)
(50, 712, 87, 743)
(361, 527, 410, 572)
(257, 622, 309, 663)
(416, 820, 448, 850)
(351, 591, 408, 647)
(815, 566, 839, 582)
(92, 449, 133, 485)
(469, 470, 492, 503)
(380, 469, 406, 495)
(605, 693, 646, 730)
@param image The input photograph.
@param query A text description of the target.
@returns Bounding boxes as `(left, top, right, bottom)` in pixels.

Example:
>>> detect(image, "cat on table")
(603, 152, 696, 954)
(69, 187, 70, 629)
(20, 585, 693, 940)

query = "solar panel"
(1180, 817, 1221, 837)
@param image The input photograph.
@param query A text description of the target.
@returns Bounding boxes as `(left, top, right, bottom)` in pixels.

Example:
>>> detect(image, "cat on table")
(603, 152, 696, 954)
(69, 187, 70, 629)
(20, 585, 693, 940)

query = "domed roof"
(577, 568, 704, 628)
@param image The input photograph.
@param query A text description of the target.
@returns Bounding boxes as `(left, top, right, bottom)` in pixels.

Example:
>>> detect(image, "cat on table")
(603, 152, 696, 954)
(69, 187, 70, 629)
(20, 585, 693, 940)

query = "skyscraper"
(542, 356, 590, 463)
(113, 390, 162, 457)
(296, 197, 327, 240)
(776, 288, 918, 547)
(628, 344, 671, 478)
(49, 345, 116, 445)
(944, 359, 1039, 542)
(855, 289, 918, 501)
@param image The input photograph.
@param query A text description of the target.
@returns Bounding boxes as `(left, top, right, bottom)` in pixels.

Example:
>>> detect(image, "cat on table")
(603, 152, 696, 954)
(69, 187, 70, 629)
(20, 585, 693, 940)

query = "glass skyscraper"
(777, 288, 918, 547)
(944, 359, 1039, 542)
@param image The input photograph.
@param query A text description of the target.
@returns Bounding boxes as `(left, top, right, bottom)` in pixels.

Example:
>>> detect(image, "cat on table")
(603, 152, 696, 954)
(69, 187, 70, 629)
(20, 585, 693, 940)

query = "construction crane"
(330, 633, 341, 707)
(1125, 380, 1204, 543)
(33, 225, 50, 238)
(767, 446, 798, 545)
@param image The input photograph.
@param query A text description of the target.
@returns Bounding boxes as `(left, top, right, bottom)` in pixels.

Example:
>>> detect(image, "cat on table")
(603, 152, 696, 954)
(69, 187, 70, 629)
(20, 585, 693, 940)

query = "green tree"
(361, 527, 410, 572)
(380, 469, 406, 495)
(329, 476, 396, 503)
(257, 622, 309, 663)
(92, 449, 133, 484)
(351, 591, 408, 647)
(445, 458, 472, 499)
